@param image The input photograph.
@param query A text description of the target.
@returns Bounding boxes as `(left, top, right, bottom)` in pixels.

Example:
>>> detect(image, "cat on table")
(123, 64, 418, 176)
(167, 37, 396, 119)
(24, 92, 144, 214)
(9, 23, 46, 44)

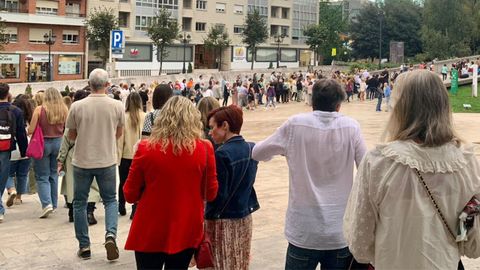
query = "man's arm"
(15, 109, 28, 157)
(252, 120, 290, 162)
(354, 125, 367, 168)
(116, 126, 123, 139)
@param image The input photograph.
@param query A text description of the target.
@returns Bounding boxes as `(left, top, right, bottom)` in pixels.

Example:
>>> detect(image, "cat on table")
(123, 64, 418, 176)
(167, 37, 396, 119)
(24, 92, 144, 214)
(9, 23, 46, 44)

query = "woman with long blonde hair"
(344, 70, 478, 269)
(123, 96, 218, 270)
(117, 92, 145, 218)
(28, 87, 68, 218)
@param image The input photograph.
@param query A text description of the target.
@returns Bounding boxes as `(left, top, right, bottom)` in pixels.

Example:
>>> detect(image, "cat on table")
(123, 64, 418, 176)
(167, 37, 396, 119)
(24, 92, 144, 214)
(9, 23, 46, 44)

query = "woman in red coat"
(123, 96, 218, 270)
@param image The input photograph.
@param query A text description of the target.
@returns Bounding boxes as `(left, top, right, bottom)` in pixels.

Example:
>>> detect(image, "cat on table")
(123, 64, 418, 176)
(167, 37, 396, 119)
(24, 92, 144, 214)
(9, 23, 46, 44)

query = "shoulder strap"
(414, 168, 456, 242)
(216, 142, 252, 218)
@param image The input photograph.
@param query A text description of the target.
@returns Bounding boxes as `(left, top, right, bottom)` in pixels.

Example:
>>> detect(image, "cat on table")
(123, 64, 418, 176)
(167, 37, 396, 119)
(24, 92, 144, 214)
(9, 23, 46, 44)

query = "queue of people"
(1, 67, 480, 270)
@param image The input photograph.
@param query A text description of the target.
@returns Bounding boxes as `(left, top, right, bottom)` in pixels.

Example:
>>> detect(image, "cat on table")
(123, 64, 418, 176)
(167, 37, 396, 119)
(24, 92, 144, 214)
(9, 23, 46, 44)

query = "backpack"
(0, 106, 16, 152)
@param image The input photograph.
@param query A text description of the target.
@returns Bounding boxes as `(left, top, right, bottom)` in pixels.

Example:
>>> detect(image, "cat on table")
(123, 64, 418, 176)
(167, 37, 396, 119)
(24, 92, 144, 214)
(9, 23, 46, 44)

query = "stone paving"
(1, 99, 480, 269)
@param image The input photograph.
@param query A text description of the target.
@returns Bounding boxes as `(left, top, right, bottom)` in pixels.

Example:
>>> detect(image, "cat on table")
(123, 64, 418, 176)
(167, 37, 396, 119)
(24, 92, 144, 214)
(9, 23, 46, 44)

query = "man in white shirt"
(252, 79, 366, 270)
(66, 68, 125, 261)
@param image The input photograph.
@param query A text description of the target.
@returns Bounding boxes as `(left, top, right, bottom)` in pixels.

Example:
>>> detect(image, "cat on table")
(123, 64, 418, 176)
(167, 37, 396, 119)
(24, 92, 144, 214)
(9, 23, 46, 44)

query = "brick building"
(0, 0, 86, 83)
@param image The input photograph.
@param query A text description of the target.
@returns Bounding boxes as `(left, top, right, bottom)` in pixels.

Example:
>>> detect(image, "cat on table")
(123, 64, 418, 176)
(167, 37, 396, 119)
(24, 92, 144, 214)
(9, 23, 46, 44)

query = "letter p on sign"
(111, 30, 123, 49)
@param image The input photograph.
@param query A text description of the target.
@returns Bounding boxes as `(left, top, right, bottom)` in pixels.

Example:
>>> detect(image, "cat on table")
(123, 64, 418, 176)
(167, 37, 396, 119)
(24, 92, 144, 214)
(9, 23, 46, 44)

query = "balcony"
(0, 7, 27, 13)
(65, 12, 85, 17)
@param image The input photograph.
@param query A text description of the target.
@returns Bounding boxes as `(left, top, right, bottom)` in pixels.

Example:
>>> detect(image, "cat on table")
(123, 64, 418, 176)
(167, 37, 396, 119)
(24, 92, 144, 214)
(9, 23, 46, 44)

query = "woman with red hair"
(205, 105, 259, 270)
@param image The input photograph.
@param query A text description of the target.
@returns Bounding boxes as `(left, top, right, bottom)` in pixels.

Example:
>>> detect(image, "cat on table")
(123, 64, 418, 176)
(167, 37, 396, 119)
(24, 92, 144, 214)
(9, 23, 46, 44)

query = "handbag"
(26, 107, 44, 159)
(194, 141, 215, 269)
(414, 169, 464, 270)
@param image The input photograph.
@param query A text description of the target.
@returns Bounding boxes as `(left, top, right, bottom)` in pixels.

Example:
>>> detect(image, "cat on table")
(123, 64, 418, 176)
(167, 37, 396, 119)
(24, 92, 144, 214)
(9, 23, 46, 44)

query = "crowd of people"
(0, 65, 480, 270)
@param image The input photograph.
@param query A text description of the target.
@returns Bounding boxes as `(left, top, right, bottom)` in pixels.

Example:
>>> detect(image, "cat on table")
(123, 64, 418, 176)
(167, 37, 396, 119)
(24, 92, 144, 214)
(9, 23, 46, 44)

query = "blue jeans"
(7, 159, 31, 194)
(73, 165, 117, 248)
(0, 151, 11, 215)
(376, 95, 383, 111)
(34, 137, 61, 209)
(285, 243, 352, 270)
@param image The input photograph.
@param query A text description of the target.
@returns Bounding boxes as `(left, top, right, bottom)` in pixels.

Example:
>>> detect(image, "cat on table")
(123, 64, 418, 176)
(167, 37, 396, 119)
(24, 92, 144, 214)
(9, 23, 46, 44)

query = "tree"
(204, 25, 231, 71)
(242, 9, 268, 70)
(146, 8, 179, 75)
(85, 8, 118, 68)
(350, 3, 385, 60)
(0, 19, 8, 51)
(317, 1, 348, 64)
(303, 24, 328, 66)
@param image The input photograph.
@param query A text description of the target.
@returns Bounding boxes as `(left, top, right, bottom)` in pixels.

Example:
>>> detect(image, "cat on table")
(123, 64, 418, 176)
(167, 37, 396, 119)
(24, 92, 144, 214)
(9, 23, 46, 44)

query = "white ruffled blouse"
(344, 140, 480, 270)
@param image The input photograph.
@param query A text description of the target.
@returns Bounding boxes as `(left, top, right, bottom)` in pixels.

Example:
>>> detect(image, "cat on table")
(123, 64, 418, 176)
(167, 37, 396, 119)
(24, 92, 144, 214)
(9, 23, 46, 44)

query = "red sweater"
(123, 139, 218, 253)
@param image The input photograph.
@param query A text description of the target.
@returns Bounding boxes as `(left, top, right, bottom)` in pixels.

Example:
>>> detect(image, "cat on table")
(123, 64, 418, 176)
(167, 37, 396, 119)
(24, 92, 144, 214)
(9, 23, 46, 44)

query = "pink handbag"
(26, 108, 44, 159)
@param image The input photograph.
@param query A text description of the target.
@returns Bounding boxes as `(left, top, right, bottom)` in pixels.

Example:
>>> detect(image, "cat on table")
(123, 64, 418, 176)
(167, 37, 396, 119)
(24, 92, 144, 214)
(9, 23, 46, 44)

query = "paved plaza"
(1, 99, 480, 269)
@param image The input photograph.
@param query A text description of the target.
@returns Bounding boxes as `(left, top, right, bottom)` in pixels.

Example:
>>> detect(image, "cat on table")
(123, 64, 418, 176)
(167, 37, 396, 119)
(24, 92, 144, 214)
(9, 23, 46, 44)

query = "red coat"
(123, 139, 218, 254)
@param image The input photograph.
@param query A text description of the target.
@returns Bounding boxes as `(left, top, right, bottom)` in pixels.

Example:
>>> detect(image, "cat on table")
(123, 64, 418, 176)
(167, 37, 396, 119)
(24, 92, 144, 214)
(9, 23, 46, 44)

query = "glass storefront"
(58, 55, 81, 75)
(0, 54, 20, 79)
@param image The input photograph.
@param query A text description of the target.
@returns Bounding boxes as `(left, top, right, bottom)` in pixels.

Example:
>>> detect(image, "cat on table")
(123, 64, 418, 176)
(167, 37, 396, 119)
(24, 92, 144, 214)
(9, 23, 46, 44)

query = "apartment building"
(0, 0, 86, 83)
(87, 0, 318, 76)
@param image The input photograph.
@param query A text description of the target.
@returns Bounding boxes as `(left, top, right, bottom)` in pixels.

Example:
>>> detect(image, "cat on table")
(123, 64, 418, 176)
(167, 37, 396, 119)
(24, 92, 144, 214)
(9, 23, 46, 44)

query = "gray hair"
(88, 68, 109, 91)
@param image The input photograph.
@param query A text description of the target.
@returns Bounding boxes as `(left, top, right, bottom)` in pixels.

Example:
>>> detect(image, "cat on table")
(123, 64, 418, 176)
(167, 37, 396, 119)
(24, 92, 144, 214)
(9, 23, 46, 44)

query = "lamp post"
(179, 32, 191, 74)
(43, 31, 56, 82)
(272, 33, 287, 69)
(378, 11, 383, 70)
(26, 54, 33, 82)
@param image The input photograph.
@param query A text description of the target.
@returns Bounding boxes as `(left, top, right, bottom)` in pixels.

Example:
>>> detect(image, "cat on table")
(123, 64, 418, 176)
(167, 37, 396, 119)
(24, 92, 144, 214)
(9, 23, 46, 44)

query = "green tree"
(204, 25, 231, 71)
(0, 19, 9, 51)
(242, 9, 269, 70)
(350, 3, 384, 60)
(146, 8, 179, 75)
(303, 24, 328, 66)
(85, 7, 118, 68)
(317, 1, 348, 64)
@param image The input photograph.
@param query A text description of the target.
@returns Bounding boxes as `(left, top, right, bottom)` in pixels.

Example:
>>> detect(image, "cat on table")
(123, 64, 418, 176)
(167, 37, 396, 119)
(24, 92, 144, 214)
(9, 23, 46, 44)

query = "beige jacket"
(117, 111, 146, 163)
(344, 141, 480, 269)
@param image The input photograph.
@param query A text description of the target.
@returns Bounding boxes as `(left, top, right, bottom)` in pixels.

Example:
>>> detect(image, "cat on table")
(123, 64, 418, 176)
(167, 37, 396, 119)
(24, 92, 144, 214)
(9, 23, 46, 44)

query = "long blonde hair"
(197, 96, 220, 129)
(384, 70, 459, 147)
(125, 92, 143, 130)
(34, 92, 44, 106)
(148, 96, 203, 155)
(43, 87, 68, 124)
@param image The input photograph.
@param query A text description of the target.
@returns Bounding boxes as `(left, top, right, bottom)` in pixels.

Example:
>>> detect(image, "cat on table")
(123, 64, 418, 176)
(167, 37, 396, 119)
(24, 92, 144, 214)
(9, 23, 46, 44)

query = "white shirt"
(202, 89, 213, 97)
(252, 111, 366, 250)
(344, 141, 480, 269)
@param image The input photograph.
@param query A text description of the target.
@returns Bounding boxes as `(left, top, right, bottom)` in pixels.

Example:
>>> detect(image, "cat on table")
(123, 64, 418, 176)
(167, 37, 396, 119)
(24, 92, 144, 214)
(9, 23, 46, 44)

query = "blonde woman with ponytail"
(28, 87, 68, 218)
(117, 92, 145, 219)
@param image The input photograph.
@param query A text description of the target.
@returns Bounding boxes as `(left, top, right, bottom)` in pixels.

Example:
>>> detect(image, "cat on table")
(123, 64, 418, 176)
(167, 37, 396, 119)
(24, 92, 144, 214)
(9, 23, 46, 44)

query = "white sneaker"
(40, 205, 53, 219)
(0, 214, 4, 223)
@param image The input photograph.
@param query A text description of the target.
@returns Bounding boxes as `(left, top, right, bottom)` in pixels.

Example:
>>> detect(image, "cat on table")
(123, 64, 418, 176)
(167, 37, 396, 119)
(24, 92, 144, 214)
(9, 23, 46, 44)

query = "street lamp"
(378, 11, 383, 70)
(179, 32, 191, 74)
(43, 31, 56, 81)
(272, 32, 287, 69)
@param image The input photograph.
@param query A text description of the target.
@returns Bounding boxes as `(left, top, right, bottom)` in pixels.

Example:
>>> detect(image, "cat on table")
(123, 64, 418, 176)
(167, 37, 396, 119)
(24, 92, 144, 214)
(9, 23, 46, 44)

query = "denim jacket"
(205, 135, 260, 220)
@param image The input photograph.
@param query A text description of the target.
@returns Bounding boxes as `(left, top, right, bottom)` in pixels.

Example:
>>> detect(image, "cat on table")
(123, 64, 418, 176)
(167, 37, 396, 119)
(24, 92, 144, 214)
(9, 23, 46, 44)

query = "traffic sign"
(110, 30, 124, 59)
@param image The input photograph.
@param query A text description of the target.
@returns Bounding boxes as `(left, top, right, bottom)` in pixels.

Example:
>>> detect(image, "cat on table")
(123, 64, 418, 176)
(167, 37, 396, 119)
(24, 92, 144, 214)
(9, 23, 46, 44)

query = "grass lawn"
(449, 85, 480, 113)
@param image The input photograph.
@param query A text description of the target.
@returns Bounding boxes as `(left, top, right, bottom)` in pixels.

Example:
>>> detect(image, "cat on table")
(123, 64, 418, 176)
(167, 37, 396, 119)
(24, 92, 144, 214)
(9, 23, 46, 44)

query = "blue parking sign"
(111, 30, 124, 58)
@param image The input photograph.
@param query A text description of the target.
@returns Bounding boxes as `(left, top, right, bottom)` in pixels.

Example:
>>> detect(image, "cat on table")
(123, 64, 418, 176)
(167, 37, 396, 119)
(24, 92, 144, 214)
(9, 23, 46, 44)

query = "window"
(282, 8, 289, 19)
(281, 26, 289, 37)
(36, 6, 57, 14)
(182, 17, 192, 31)
(255, 48, 277, 62)
(36, 0, 58, 14)
(233, 4, 243, 14)
(29, 28, 51, 43)
(0, 0, 19, 12)
(196, 0, 206, 10)
(135, 0, 178, 9)
(183, 0, 191, 8)
(135, 15, 154, 31)
(159, 45, 193, 62)
(2, 27, 17, 42)
(280, 49, 297, 62)
(119, 12, 129, 27)
(271, 7, 277, 18)
(215, 2, 225, 12)
(195, 22, 206, 32)
(58, 55, 81, 74)
(233, 25, 243, 34)
(0, 54, 20, 79)
(62, 32, 79, 44)
(215, 23, 225, 32)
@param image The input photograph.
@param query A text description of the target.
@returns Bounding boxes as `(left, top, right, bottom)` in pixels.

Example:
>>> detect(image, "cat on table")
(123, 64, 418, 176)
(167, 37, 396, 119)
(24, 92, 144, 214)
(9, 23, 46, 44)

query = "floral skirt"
(205, 215, 252, 270)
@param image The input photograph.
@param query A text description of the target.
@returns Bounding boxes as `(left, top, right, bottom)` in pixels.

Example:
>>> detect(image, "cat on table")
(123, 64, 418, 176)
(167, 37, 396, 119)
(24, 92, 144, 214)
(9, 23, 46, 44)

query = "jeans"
(118, 158, 132, 209)
(285, 243, 352, 270)
(34, 137, 61, 209)
(376, 95, 383, 111)
(0, 151, 11, 215)
(7, 159, 31, 194)
(73, 164, 117, 248)
(265, 97, 276, 108)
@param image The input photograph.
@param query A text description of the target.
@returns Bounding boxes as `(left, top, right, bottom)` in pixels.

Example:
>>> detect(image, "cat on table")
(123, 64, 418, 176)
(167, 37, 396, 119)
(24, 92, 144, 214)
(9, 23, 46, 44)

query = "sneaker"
(39, 205, 53, 219)
(0, 214, 4, 223)
(104, 235, 119, 261)
(6, 191, 17, 207)
(77, 247, 91, 260)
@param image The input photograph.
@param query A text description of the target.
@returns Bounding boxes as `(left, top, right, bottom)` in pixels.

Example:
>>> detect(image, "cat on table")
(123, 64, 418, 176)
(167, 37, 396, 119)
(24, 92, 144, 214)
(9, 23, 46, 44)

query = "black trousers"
(118, 158, 133, 208)
(135, 249, 195, 270)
